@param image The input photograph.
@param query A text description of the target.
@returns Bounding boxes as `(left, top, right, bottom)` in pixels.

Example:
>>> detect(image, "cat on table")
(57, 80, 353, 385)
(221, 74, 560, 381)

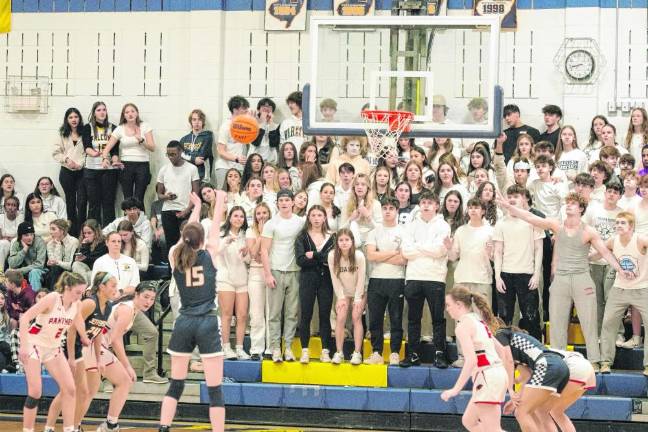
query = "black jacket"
(295, 231, 335, 279)
(251, 124, 281, 149)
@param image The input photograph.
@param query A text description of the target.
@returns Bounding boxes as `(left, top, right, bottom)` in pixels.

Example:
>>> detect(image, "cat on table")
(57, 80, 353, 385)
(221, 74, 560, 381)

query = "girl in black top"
(72, 220, 108, 283)
(160, 190, 227, 432)
(495, 327, 570, 432)
(295, 205, 336, 364)
(81, 101, 120, 226)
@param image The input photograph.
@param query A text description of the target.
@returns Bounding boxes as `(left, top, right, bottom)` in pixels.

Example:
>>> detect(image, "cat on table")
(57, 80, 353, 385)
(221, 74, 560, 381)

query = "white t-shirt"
(157, 162, 199, 212)
(557, 148, 588, 179)
(261, 213, 305, 272)
(366, 223, 405, 280)
(452, 224, 494, 284)
(215, 119, 247, 171)
(493, 215, 545, 274)
(588, 144, 628, 163)
(528, 178, 568, 219)
(92, 254, 140, 292)
(111, 122, 153, 162)
(0, 213, 23, 240)
(584, 201, 622, 265)
(630, 133, 645, 167)
(279, 115, 305, 148)
(619, 194, 642, 210)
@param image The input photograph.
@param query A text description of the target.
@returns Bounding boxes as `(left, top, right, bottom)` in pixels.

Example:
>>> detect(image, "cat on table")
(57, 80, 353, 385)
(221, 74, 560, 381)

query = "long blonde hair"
(54, 271, 87, 294)
(346, 173, 375, 218)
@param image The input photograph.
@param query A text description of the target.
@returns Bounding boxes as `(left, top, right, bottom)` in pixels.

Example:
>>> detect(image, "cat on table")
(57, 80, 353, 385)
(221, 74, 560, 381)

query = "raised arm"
(206, 190, 227, 263)
(496, 195, 559, 233)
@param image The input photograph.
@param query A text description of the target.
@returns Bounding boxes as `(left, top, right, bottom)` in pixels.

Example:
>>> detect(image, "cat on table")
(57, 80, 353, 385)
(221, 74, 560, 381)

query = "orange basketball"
(230, 114, 259, 144)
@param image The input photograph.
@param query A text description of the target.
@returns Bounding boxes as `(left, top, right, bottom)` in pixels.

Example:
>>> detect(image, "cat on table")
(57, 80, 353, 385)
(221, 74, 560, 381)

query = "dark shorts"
(527, 353, 570, 394)
(167, 312, 223, 358)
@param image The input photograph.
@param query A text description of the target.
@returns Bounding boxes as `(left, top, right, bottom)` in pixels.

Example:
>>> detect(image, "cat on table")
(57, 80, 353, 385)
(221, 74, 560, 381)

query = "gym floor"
(0, 417, 380, 431)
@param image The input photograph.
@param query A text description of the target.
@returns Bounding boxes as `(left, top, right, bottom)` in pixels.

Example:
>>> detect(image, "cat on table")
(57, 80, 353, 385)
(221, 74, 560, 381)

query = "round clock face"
(565, 49, 595, 81)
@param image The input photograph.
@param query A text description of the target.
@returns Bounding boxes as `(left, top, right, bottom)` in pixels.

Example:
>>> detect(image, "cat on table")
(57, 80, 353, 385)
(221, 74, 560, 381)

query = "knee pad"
(24, 395, 40, 409)
(207, 385, 224, 407)
(165, 379, 185, 401)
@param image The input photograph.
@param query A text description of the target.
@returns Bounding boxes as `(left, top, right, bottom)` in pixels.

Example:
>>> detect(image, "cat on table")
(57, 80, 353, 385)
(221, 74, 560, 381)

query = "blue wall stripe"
(11, 0, 648, 11)
(85, 0, 100, 10)
(39, 0, 54, 11)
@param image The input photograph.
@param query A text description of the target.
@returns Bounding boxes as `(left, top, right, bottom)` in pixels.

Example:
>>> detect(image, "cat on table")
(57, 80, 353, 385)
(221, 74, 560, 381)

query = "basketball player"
(44, 271, 116, 432)
(441, 286, 511, 432)
(93, 280, 158, 431)
(159, 190, 227, 432)
(19, 271, 90, 432)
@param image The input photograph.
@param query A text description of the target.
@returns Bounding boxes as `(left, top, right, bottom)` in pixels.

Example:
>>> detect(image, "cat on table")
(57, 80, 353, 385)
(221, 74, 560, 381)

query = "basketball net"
(361, 110, 414, 160)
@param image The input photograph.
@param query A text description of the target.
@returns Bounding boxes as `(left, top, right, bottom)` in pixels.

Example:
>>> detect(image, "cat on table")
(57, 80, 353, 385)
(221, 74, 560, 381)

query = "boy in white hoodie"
(401, 191, 451, 368)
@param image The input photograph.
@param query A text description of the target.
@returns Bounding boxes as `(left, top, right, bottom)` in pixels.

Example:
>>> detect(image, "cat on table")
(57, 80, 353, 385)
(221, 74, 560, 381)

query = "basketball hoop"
(361, 110, 414, 160)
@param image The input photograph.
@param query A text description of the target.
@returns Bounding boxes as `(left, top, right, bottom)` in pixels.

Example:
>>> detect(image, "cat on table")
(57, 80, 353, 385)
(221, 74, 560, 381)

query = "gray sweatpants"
(549, 272, 600, 363)
(600, 287, 648, 366)
(267, 270, 299, 351)
(590, 263, 615, 333)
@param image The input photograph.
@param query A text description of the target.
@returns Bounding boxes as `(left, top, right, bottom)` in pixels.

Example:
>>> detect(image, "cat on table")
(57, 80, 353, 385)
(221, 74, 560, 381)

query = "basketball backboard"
(303, 15, 504, 139)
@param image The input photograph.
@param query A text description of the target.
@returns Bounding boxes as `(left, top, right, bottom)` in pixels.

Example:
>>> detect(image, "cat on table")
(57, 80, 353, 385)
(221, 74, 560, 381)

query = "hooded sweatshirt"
(102, 213, 153, 248)
(179, 130, 214, 179)
(402, 213, 450, 282)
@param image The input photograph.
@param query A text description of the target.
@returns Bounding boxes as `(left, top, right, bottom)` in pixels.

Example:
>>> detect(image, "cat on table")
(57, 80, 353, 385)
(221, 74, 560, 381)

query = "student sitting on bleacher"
(102, 197, 153, 249)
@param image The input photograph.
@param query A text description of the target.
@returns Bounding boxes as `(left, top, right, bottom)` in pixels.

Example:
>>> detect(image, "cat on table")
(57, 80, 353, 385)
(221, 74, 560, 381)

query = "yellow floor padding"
(262, 359, 388, 387)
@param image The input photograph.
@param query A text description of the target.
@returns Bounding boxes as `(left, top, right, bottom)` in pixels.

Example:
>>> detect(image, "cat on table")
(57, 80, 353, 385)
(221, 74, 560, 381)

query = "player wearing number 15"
(159, 190, 228, 432)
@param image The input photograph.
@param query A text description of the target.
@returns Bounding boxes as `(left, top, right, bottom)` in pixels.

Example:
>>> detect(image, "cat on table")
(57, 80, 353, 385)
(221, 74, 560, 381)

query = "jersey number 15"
(185, 266, 205, 287)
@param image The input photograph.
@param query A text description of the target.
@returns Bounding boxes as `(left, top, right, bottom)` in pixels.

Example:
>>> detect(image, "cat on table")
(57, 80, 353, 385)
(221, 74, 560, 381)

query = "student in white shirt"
(446, 198, 494, 305)
(401, 191, 451, 369)
(555, 125, 588, 183)
(365, 197, 407, 366)
(156, 141, 200, 249)
(103, 103, 156, 205)
(589, 161, 613, 205)
(34, 177, 67, 221)
(260, 189, 305, 363)
(333, 163, 355, 212)
(102, 198, 153, 249)
(280, 91, 306, 148)
(619, 170, 642, 210)
(528, 155, 568, 220)
(0, 196, 23, 268)
(117, 220, 149, 274)
(214, 96, 250, 189)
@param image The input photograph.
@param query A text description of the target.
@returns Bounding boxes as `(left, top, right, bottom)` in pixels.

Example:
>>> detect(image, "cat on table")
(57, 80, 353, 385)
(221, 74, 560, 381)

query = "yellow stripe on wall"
(0, 0, 10, 33)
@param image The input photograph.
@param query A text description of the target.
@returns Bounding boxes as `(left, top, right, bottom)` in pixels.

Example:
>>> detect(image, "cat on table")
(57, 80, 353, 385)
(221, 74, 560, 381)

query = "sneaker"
(143, 373, 168, 384)
(272, 349, 283, 363)
(364, 352, 384, 365)
(350, 351, 363, 365)
(332, 351, 344, 364)
(421, 335, 433, 343)
(223, 345, 237, 360)
(236, 346, 251, 360)
(96, 421, 120, 432)
(434, 351, 449, 369)
(615, 334, 626, 347)
(320, 349, 331, 363)
(591, 362, 600, 373)
(399, 353, 420, 368)
(643, 366, 648, 377)
(159, 427, 170, 432)
(389, 353, 400, 366)
(619, 335, 642, 349)
(44, 427, 55, 432)
(300, 348, 310, 364)
(599, 362, 611, 374)
(451, 355, 465, 368)
(284, 348, 296, 362)
(250, 354, 261, 361)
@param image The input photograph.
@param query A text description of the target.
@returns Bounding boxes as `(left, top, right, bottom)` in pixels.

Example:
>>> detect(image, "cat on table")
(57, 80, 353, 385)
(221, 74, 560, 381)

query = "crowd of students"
(1, 91, 648, 431)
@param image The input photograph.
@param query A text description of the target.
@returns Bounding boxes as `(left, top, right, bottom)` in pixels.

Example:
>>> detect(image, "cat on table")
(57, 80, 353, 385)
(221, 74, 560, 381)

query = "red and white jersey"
(105, 300, 136, 348)
(462, 312, 501, 368)
(28, 293, 78, 349)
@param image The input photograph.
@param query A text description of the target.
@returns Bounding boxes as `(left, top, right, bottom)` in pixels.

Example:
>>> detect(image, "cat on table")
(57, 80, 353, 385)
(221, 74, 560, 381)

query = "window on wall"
(141, 32, 166, 97)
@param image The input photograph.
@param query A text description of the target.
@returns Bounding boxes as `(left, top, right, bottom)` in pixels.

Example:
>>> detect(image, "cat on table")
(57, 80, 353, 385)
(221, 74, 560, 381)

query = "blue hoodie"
(179, 130, 214, 179)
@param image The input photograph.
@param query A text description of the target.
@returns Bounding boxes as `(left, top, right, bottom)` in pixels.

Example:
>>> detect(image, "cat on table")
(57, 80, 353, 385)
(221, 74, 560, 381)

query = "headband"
(513, 161, 531, 170)
(101, 273, 112, 284)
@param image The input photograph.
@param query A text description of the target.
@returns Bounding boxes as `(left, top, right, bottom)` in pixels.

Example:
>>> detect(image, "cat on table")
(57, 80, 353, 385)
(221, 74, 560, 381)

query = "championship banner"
(334, 0, 374, 16)
(473, 0, 516, 29)
(265, 0, 307, 31)
(0, 0, 10, 34)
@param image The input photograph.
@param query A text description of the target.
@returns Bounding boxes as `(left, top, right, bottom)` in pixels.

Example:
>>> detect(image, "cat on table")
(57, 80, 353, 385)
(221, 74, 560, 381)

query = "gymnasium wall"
(0, 1, 646, 202)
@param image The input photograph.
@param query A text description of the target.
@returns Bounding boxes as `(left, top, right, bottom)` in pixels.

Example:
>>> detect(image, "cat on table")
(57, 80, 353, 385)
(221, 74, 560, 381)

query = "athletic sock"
(22, 428, 34, 432)
(106, 421, 119, 430)
(63, 426, 76, 432)
(159, 426, 170, 432)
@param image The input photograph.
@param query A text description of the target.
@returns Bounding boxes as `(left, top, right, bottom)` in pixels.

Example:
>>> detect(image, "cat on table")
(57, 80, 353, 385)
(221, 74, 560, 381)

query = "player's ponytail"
(54, 271, 87, 293)
(173, 222, 203, 273)
(447, 285, 499, 333)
